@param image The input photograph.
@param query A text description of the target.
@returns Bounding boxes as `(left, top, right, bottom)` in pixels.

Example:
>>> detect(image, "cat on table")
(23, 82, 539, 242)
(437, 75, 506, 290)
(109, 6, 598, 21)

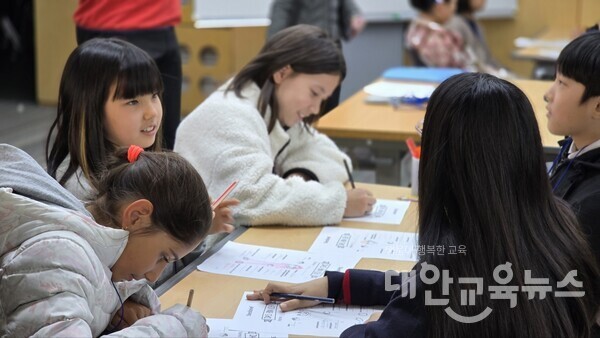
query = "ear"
(272, 65, 292, 85)
(120, 199, 154, 231)
(591, 96, 600, 119)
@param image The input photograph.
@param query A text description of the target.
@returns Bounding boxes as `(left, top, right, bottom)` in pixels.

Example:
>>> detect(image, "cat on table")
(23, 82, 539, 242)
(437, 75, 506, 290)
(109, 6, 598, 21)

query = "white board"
(192, 0, 517, 23)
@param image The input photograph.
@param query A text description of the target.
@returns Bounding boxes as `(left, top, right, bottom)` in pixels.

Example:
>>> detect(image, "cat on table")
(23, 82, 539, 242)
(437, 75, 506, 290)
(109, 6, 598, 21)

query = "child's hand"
(365, 311, 382, 323)
(344, 188, 376, 217)
(208, 198, 239, 235)
(246, 277, 329, 312)
(110, 299, 152, 330)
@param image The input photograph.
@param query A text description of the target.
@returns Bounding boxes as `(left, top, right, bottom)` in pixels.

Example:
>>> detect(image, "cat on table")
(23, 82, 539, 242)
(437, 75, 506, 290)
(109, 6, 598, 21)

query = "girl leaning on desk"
(175, 25, 375, 235)
(0, 145, 212, 336)
(249, 73, 600, 338)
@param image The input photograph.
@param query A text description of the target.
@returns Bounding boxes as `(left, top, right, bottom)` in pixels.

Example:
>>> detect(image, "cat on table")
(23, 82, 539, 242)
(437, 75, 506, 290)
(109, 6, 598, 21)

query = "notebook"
(382, 67, 464, 83)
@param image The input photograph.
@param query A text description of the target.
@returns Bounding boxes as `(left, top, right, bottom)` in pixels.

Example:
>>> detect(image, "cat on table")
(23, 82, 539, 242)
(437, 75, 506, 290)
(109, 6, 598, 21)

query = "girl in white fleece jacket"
(0, 144, 212, 337)
(175, 25, 376, 230)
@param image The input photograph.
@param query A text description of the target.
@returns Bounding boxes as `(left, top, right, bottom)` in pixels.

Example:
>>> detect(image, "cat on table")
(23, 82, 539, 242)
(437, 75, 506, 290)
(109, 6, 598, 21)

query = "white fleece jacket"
(175, 80, 351, 226)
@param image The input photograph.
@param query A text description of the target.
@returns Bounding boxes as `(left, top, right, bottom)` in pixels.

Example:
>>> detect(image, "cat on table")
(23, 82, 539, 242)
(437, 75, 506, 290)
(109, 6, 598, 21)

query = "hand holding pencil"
(341, 159, 376, 217)
(247, 277, 331, 312)
(208, 181, 240, 235)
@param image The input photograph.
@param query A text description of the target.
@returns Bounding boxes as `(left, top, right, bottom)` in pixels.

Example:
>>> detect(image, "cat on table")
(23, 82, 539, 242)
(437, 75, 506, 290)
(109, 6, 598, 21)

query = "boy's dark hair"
(89, 148, 212, 245)
(410, 0, 451, 12)
(557, 31, 600, 103)
(46, 38, 163, 187)
(227, 24, 345, 133)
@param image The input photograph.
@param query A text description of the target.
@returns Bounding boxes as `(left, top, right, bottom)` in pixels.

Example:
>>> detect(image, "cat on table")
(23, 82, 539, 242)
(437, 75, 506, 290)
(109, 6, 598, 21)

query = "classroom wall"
(34, 0, 598, 106)
(480, 0, 600, 78)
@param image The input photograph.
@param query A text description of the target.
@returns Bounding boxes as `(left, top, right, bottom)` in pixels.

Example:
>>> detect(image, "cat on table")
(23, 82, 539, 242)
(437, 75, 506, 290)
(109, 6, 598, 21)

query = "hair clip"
(127, 145, 144, 163)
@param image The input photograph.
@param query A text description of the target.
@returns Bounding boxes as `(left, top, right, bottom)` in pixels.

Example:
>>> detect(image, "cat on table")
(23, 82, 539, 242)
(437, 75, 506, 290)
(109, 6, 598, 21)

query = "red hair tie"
(127, 145, 144, 163)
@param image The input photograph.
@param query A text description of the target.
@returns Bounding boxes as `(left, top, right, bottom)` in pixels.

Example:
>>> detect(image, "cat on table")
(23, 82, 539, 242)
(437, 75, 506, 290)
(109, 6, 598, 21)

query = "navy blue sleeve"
(346, 269, 401, 306)
(325, 269, 404, 306)
(325, 271, 344, 300)
(340, 276, 427, 338)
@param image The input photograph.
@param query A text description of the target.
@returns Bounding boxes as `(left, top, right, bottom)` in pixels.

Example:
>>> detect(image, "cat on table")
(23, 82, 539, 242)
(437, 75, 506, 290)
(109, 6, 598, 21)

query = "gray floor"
(0, 100, 56, 166)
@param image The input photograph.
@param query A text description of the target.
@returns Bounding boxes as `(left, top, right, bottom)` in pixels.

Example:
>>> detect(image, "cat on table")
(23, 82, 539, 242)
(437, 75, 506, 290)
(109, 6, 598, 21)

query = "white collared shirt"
(568, 139, 600, 159)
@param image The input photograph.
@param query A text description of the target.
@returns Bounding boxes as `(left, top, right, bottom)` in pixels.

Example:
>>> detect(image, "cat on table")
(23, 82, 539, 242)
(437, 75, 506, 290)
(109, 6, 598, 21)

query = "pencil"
(343, 159, 356, 189)
(270, 292, 335, 304)
(187, 289, 194, 307)
(211, 180, 238, 210)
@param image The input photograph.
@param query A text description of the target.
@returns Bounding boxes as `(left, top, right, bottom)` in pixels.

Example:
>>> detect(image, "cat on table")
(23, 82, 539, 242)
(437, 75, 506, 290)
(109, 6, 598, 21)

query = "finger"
(279, 299, 318, 312)
(217, 198, 240, 208)
(246, 290, 265, 301)
(222, 223, 235, 233)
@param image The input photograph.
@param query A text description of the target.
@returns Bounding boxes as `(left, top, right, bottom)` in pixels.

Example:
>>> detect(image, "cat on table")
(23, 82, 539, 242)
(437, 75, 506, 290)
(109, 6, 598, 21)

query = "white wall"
(193, 0, 517, 22)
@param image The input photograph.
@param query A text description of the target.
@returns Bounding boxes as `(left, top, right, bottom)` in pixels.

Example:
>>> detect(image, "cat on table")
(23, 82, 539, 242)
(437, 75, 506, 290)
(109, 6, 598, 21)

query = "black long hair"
(418, 73, 599, 337)
(226, 24, 346, 132)
(46, 38, 163, 188)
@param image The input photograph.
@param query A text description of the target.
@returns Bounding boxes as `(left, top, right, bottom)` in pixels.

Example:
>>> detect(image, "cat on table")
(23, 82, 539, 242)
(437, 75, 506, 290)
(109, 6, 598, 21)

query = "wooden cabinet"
(33, 0, 266, 115)
(177, 25, 266, 115)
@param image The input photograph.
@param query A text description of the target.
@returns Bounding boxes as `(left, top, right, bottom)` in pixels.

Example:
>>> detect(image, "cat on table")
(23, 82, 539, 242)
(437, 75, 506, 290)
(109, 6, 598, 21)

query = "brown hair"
(88, 148, 211, 245)
(226, 24, 346, 132)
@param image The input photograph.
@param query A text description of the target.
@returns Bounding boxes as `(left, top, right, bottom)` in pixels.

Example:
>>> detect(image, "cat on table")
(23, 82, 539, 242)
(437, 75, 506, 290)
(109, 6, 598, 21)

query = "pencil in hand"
(187, 289, 194, 307)
(270, 292, 335, 304)
(212, 180, 238, 210)
(343, 159, 356, 189)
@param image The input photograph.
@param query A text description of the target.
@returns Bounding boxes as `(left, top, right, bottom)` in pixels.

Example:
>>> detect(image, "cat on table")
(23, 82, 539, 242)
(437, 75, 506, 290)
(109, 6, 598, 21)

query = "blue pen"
(270, 292, 335, 304)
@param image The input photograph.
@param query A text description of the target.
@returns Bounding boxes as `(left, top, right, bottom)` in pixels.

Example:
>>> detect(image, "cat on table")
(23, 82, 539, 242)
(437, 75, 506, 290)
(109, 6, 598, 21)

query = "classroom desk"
(315, 79, 563, 153)
(157, 183, 418, 320)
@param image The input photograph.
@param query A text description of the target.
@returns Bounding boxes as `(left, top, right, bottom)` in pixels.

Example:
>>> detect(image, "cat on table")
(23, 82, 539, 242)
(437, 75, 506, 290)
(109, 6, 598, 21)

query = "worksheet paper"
(197, 242, 360, 283)
(228, 292, 382, 337)
(309, 227, 418, 261)
(206, 318, 288, 338)
(343, 199, 410, 225)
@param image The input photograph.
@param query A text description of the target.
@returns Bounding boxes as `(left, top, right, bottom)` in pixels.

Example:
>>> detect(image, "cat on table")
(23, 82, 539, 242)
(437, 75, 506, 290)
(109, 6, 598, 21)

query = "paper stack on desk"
(363, 81, 435, 99)
(197, 242, 360, 283)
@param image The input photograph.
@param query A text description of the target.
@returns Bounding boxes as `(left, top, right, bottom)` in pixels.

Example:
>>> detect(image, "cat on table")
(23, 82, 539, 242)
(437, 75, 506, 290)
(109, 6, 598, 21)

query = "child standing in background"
(445, 0, 514, 78)
(175, 25, 375, 237)
(406, 0, 472, 68)
(546, 31, 600, 266)
(1, 144, 211, 336)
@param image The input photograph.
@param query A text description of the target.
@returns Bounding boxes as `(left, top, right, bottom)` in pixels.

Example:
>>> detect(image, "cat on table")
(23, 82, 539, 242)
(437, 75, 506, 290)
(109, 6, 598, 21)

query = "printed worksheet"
(206, 318, 288, 338)
(343, 199, 410, 225)
(197, 242, 360, 283)
(227, 292, 382, 337)
(309, 227, 418, 261)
